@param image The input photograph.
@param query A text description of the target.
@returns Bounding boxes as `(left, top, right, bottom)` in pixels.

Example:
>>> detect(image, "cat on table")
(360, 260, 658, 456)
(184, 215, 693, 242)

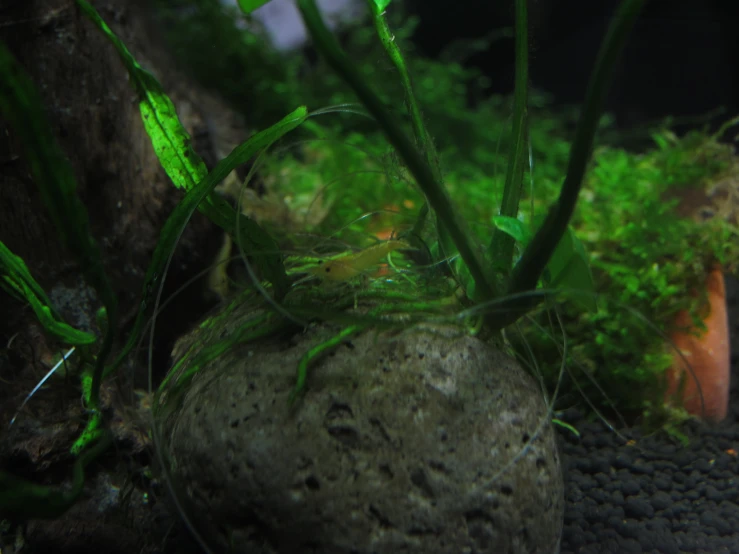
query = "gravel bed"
(557, 276, 739, 554)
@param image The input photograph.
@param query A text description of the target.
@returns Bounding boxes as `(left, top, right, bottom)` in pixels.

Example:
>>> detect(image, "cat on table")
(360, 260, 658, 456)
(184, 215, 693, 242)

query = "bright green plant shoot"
(0, 241, 96, 345)
(237, 0, 272, 14)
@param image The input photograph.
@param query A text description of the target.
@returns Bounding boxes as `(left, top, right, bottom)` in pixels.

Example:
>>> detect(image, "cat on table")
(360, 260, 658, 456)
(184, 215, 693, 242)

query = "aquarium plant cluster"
(1, 0, 736, 524)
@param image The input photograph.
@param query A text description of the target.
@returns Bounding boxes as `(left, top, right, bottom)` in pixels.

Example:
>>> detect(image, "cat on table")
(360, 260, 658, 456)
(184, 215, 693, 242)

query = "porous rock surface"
(162, 322, 564, 553)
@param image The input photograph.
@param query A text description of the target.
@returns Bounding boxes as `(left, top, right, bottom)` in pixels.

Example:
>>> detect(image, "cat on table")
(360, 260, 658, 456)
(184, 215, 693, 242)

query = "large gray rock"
(159, 320, 564, 553)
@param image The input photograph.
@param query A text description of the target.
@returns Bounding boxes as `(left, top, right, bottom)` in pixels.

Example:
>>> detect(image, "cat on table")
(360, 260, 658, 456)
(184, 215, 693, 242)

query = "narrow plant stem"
(297, 0, 495, 302)
(490, 0, 646, 331)
(290, 325, 363, 404)
(489, 0, 529, 275)
(0, 431, 112, 519)
(366, 1, 441, 245)
(366, 1, 440, 181)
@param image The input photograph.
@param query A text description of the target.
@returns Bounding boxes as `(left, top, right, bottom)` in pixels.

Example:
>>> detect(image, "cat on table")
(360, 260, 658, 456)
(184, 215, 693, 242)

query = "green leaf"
(552, 418, 581, 438)
(551, 252, 597, 312)
(0, 40, 117, 409)
(488, 0, 529, 275)
(546, 226, 575, 284)
(151, 106, 308, 301)
(492, 216, 596, 312)
(501, 0, 646, 330)
(491, 215, 533, 246)
(0, 242, 96, 345)
(76, 0, 208, 194)
(76, 0, 294, 297)
(372, 0, 393, 11)
(547, 228, 597, 312)
(237, 0, 273, 15)
(0, 432, 112, 519)
(104, 107, 308, 380)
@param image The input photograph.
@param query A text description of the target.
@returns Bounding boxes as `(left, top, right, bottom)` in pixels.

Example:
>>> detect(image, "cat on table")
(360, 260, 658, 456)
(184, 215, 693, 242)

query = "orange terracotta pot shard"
(665, 267, 731, 422)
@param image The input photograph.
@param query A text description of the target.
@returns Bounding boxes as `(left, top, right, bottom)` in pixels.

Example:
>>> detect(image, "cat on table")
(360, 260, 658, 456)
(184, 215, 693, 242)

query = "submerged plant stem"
(0, 431, 112, 519)
(290, 325, 363, 404)
(489, 0, 529, 275)
(367, 1, 440, 181)
(492, 0, 647, 330)
(297, 0, 496, 302)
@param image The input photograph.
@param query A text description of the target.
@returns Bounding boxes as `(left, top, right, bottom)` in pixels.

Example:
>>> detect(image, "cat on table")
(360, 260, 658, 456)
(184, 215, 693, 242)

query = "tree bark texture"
(0, 2, 249, 550)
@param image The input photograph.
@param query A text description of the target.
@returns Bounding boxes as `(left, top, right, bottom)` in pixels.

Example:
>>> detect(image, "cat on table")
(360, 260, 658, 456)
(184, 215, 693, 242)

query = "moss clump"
(516, 127, 738, 421)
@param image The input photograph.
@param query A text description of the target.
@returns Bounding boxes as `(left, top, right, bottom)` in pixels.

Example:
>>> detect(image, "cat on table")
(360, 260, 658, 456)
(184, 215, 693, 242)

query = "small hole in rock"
(410, 468, 435, 499)
(326, 401, 354, 420)
(327, 425, 360, 448)
(305, 476, 320, 490)
(500, 484, 513, 496)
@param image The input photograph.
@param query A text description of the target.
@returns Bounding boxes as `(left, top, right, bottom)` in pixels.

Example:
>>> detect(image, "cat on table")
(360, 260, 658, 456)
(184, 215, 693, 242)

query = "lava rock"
(160, 321, 564, 553)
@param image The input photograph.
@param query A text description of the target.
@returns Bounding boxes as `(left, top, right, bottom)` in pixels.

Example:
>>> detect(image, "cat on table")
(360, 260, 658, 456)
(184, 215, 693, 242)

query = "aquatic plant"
(0, 0, 302, 518)
(516, 123, 739, 420)
(8, 0, 734, 532)
(0, 0, 639, 517)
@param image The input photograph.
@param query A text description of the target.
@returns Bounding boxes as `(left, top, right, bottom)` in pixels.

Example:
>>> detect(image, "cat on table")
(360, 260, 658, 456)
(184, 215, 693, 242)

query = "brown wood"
(0, 2, 250, 550)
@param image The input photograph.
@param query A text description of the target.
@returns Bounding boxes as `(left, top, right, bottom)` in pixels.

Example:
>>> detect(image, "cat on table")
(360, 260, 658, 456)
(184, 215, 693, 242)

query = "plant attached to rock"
(0, 0, 649, 529)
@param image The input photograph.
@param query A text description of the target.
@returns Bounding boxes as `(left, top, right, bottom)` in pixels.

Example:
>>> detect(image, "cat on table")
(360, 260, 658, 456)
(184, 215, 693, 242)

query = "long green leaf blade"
(0, 242, 96, 345)
(493, 0, 646, 330)
(0, 432, 112, 519)
(105, 107, 308, 378)
(76, 0, 291, 296)
(489, 0, 529, 274)
(75, 0, 208, 193)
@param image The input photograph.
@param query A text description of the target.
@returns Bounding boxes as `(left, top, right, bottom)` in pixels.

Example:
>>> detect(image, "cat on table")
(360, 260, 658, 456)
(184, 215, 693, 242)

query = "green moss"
(517, 128, 738, 420)
(133, 0, 739, 424)
(167, 1, 736, 422)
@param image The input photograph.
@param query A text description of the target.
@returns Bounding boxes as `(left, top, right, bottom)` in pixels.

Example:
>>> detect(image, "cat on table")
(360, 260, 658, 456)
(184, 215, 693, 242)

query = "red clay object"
(665, 267, 730, 422)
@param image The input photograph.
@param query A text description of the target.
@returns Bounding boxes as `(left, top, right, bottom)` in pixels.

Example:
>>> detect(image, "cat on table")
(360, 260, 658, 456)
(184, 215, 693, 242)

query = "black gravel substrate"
(557, 275, 739, 554)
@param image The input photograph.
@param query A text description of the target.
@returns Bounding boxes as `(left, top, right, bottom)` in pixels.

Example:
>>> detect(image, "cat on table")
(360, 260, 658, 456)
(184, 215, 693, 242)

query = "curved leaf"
(76, 0, 292, 297)
(105, 106, 308, 379)
(491, 215, 533, 246)
(237, 0, 273, 15)
(0, 242, 96, 345)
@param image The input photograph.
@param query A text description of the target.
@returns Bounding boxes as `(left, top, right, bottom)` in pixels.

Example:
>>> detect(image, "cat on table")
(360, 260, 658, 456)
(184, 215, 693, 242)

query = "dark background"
(406, 0, 739, 132)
